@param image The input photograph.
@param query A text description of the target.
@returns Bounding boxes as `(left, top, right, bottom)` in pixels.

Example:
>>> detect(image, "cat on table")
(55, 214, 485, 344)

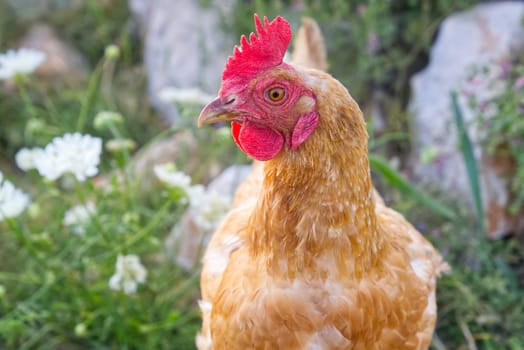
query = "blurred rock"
(19, 24, 89, 83)
(129, 131, 196, 187)
(129, 0, 236, 123)
(409, 2, 524, 238)
(206, 165, 253, 195)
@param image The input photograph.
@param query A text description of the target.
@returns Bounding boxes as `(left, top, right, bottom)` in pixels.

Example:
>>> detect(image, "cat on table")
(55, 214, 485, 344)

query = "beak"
(197, 96, 238, 127)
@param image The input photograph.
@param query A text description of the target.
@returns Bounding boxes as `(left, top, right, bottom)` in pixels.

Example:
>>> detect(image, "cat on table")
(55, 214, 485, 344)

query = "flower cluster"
(153, 163, 192, 190)
(0, 48, 46, 80)
(154, 163, 231, 231)
(108, 254, 147, 295)
(187, 185, 232, 231)
(17, 133, 102, 182)
(461, 59, 511, 121)
(63, 202, 96, 235)
(0, 172, 30, 222)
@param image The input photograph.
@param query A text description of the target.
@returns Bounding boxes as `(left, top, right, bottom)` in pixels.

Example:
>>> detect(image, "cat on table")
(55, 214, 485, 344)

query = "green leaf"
(369, 154, 457, 220)
(451, 92, 485, 234)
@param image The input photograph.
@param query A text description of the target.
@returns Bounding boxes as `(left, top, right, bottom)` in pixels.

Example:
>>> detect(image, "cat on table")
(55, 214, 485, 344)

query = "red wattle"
(230, 120, 284, 161)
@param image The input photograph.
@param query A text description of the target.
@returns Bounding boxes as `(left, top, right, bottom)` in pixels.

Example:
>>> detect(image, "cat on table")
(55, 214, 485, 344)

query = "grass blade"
(369, 154, 457, 220)
(451, 92, 485, 234)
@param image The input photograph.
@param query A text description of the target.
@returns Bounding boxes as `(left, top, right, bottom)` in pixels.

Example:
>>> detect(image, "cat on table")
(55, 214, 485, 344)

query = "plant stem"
(76, 61, 104, 131)
(5, 218, 38, 256)
(15, 76, 39, 120)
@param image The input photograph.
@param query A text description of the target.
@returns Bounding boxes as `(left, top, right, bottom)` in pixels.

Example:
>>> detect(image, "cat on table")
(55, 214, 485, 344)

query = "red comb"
(221, 15, 292, 91)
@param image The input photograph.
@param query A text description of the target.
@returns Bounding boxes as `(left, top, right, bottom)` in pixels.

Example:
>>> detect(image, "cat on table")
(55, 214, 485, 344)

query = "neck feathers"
(248, 70, 384, 278)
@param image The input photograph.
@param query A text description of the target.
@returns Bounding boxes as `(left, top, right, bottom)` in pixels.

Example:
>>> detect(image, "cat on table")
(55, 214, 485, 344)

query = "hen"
(196, 15, 448, 350)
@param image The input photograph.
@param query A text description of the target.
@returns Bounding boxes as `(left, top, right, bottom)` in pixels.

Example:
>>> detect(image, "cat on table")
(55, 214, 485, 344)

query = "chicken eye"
(266, 87, 286, 102)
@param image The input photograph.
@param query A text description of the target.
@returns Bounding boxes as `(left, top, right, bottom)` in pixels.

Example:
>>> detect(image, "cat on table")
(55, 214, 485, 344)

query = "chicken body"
(197, 16, 447, 350)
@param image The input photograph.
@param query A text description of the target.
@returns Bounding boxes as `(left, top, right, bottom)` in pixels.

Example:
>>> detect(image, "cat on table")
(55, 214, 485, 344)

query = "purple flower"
(460, 87, 474, 97)
(514, 76, 524, 90)
(469, 75, 484, 87)
(497, 58, 512, 79)
(478, 100, 490, 112)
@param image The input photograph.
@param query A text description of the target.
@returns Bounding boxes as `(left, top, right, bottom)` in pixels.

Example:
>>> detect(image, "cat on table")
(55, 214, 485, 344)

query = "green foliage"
(369, 154, 456, 221)
(0, 49, 202, 349)
(0, 1, 19, 45)
(384, 189, 524, 350)
(433, 225, 524, 350)
(0, 0, 139, 68)
(0, 174, 200, 348)
(0, 142, 201, 348)
(0, 48, 162, 163)
(50, 0, 141, 66)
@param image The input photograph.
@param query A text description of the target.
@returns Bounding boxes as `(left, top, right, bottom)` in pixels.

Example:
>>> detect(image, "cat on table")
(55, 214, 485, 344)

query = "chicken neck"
(247, 72, 385, 279)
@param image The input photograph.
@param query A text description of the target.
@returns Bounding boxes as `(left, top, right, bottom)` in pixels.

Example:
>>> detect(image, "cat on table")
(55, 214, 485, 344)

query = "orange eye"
(266, 87, 286, 102)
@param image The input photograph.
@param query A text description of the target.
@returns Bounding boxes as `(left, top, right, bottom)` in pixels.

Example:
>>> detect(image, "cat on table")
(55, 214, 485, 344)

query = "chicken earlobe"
(290, 112, 319, 150)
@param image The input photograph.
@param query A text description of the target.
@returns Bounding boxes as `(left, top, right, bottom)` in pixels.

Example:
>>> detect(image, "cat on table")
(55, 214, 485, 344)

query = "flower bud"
(26, 118, 46, 134)
(75, 323, 87, 337)
(104, 45, 120, 60)
(94, 111, 124, 130)
(106, 138, 136, 153)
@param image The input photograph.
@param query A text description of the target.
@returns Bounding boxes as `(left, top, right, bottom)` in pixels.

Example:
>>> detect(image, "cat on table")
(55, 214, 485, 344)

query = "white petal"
(108, 274, 122, 291)
(0, 178, 30, 221)
(122, 280, 138, 295)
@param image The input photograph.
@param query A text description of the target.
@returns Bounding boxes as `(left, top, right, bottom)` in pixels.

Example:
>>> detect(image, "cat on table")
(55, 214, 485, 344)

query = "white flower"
(108, 254, 147, 295)
(186, 185, 206, 206)
(15, 147, 44, 171)
(34, 133, 102, 182)
(187, 185, 231, 231)
(158, 87, 214, 106)
(154, 164, 231, 230)
(154, 163, 192, 191)
(63, 202, 96, 235)
(0, 172, 30, 221)
(0, 48, 46, 80)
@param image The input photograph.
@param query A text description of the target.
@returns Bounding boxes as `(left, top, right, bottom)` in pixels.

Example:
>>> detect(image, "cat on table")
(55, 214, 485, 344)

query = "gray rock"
(206, 165, 252, 196)
(129, 0, 235, 123)
(409, 2, 524, 238)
